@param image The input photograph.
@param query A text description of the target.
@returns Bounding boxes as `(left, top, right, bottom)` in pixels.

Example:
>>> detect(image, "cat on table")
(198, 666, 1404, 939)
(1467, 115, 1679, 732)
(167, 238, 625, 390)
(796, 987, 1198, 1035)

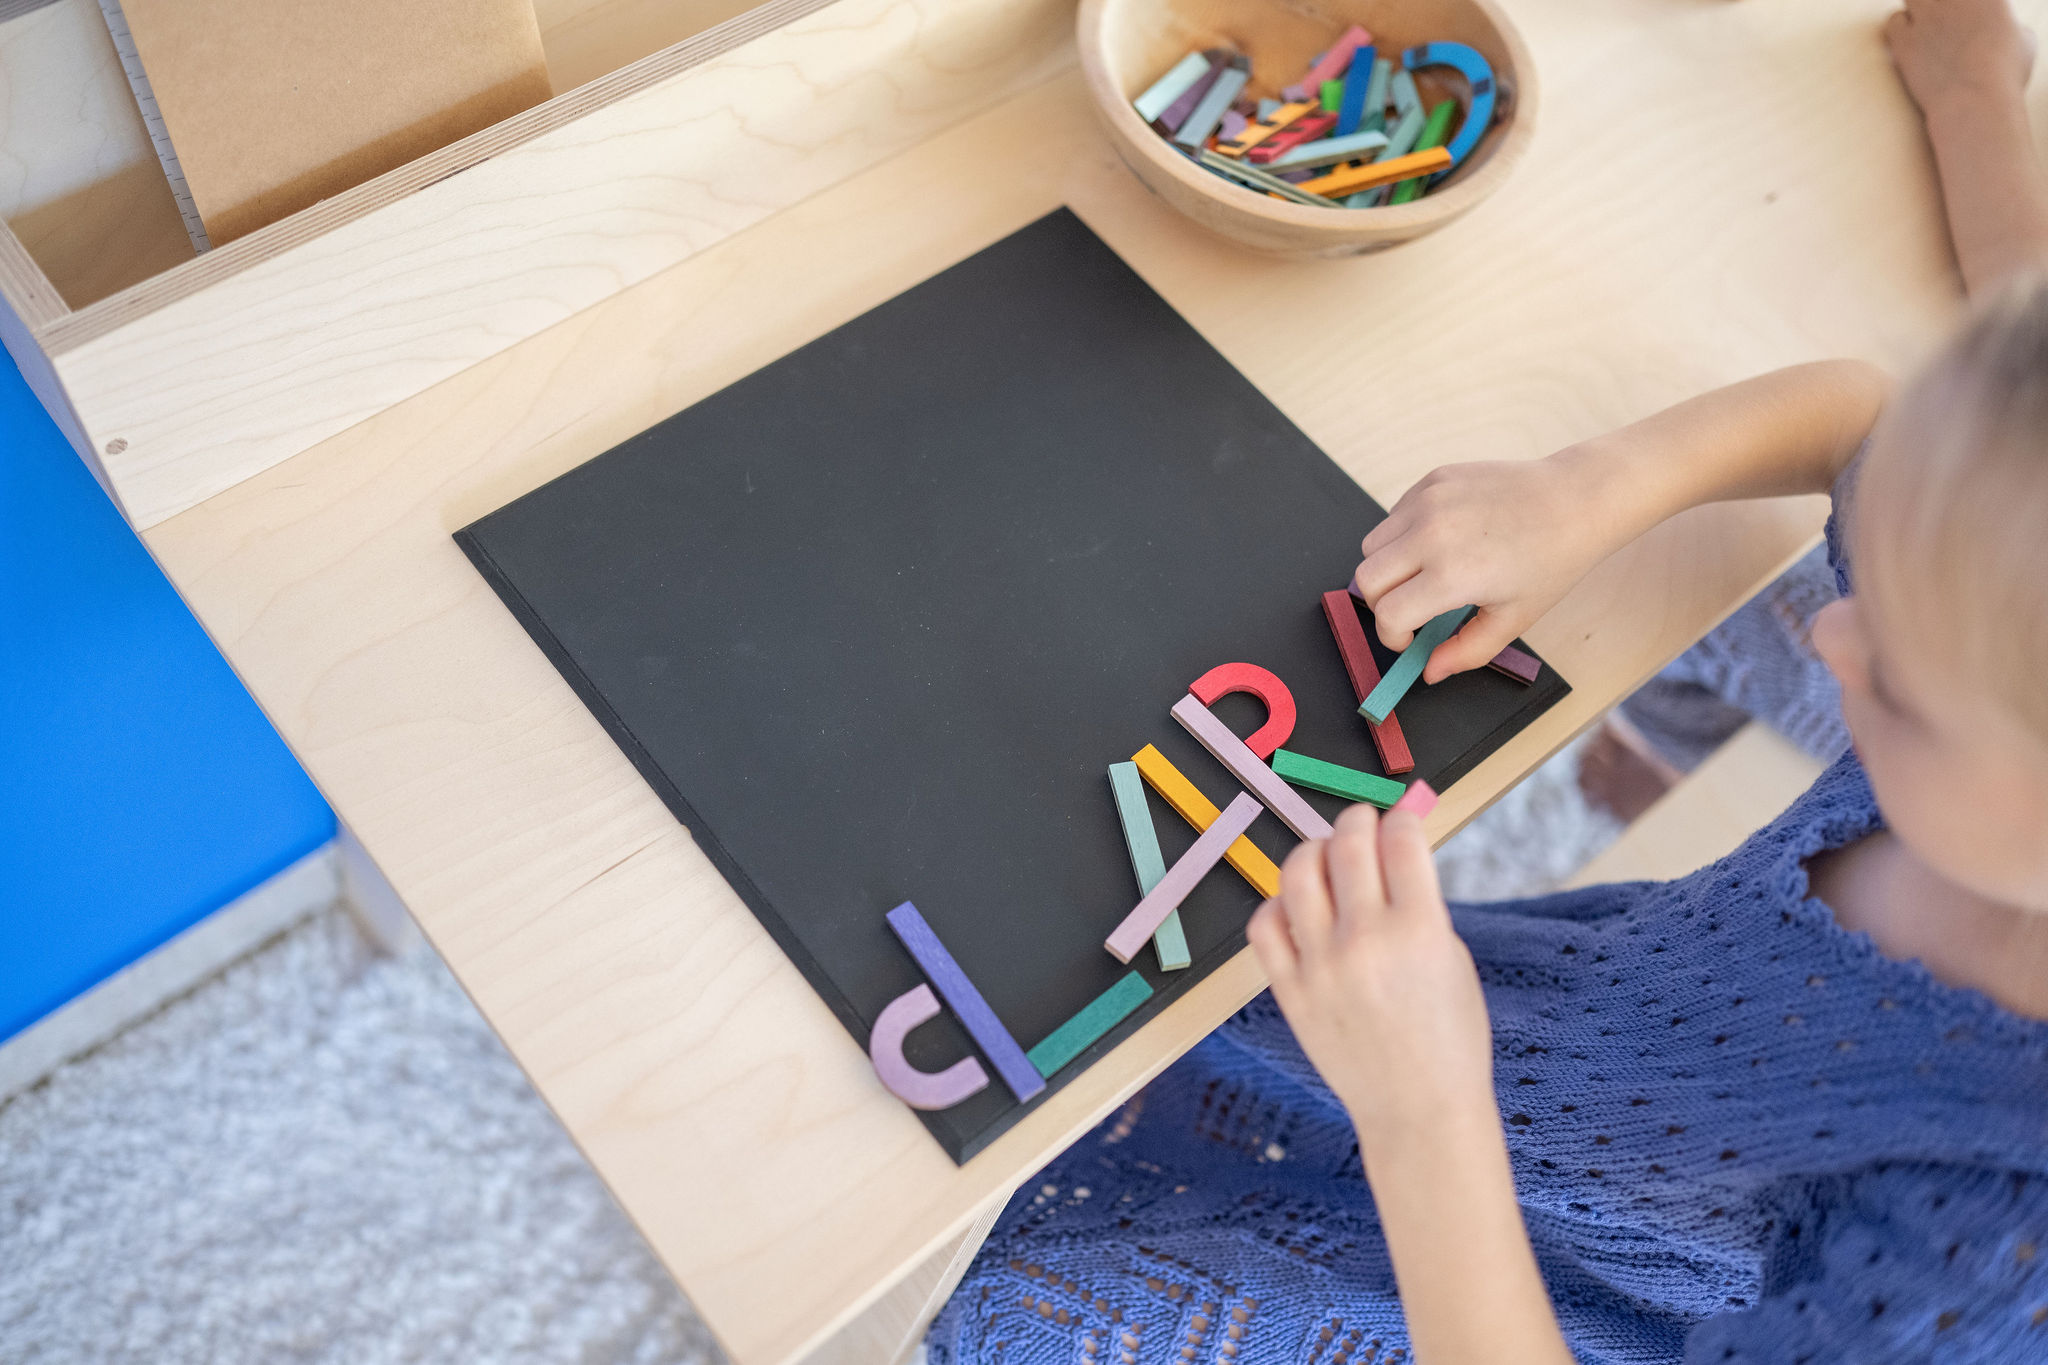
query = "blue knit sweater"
(930, 757, 2048, 1363)
(931, 506, 2048, 1363)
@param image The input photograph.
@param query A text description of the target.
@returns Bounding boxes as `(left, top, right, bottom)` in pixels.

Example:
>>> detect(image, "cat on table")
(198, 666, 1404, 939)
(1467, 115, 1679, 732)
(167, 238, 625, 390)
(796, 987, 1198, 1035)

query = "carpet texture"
(0, 742, 1615, 1364)
(0, 910, 722, 1365)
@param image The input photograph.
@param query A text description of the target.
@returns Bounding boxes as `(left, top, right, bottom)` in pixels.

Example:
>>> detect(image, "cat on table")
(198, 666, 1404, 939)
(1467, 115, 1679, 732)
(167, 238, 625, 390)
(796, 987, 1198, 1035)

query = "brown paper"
(118, 0, 553, 245)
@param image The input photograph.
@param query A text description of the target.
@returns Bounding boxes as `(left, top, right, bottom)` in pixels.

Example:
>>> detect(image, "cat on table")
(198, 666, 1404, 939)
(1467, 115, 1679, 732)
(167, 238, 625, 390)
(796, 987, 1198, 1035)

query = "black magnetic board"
(456, 209, 1569, 1163)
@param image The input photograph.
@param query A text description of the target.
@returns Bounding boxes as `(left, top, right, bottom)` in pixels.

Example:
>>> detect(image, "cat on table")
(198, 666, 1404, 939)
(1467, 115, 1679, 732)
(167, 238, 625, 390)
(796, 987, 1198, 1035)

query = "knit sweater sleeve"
(1683, 1164, 2048, 1364)
(1823, 443, 1863, 597)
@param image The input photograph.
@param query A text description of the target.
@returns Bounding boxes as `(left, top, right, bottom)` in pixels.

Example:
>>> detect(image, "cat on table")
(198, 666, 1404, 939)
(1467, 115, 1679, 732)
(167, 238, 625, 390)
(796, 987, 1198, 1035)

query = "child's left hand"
(1253, 807, 1577, 1365)
(1246, 803, 1497, 1145)
(1885, 0, 2036, 115)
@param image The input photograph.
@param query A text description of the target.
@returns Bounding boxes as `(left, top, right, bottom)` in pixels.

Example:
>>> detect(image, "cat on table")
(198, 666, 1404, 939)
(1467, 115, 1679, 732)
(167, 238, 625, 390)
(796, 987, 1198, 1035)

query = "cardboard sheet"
(455, 210, 1571, 1163)
(116, 0, 552, 244)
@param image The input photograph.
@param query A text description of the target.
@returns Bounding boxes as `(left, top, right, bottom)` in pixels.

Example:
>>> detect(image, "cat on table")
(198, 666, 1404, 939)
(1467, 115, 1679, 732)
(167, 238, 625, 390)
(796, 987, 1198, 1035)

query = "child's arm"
(1887, 0, 2048, 298)
(1353, 360, 1887, 675)
(1247, 809, 1575, 1365)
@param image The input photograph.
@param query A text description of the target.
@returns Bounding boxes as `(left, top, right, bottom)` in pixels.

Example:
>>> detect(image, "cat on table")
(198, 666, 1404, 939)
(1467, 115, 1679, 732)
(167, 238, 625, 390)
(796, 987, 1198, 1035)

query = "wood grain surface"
(12, 0, 1072, 530)
(0, 0, 806, 306)
(534, 0, 776, 90)
(127, 0, 2033, 1358)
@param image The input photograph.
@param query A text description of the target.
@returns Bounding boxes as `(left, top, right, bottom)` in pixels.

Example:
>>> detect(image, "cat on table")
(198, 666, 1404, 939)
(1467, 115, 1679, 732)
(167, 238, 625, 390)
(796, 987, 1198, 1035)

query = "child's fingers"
(1321, 803, 1387, 928)
(1277, 839, 1337, 957)
(1351, 537, 1421, 614)
(1377, 809, 1447, 924)
(1359, 510, 1412, 561)
(1420, 608, 1521, 683)
(1369, 573, 1461, 653)
(1246, 898, 1299, 983)
(1249, 901, 1315, 1033)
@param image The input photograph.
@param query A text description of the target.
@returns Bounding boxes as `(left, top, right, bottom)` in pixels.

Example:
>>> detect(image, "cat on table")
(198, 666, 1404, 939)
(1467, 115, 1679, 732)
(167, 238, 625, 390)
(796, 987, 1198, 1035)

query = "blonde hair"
(1857, 277, 2048, 739)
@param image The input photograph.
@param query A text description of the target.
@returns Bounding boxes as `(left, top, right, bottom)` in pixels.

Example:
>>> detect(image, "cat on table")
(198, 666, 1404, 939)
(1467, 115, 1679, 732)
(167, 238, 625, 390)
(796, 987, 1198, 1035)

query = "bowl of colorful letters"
(1078, 0, 1536, 256)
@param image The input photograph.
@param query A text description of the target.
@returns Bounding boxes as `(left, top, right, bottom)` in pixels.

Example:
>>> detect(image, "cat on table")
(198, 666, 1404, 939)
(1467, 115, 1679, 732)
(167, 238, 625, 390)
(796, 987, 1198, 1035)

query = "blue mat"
(0, 351, 334, 1043)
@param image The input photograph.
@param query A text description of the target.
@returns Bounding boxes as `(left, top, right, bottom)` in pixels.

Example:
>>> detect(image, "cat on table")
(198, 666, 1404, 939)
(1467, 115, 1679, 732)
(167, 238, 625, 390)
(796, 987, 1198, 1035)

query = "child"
(1584, 0, 2048, 821)
(929, 283, 2048, 1362)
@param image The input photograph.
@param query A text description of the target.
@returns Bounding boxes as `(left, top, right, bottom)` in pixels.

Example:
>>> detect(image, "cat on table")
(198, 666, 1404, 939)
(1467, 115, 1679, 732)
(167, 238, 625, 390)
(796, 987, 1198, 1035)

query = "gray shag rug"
(0, 738, 1617, 1365)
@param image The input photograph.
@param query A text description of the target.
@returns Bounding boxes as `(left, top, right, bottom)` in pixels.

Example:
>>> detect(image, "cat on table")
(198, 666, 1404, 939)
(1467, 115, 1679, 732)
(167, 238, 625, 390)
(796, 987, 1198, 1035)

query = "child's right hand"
(1352, 454, 1609, 682)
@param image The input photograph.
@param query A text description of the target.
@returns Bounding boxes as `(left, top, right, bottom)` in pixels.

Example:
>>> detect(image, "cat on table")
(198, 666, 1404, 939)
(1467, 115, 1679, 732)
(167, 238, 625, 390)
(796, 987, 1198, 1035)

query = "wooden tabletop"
(136, 0, 1985, 1358)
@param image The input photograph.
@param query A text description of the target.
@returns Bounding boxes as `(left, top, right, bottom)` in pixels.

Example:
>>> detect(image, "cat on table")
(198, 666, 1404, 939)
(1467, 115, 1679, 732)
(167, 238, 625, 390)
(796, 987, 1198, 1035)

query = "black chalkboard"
(456, 209, 1568, 1163)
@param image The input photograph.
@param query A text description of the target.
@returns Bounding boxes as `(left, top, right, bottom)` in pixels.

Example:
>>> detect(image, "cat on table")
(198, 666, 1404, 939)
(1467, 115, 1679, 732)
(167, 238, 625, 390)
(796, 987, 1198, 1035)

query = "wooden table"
(130, 0, 1989, 1358)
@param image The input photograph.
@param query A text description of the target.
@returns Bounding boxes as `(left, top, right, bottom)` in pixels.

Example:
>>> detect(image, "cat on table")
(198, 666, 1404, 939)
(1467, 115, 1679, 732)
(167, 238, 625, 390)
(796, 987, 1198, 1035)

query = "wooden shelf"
(0, 0, 1072, 527)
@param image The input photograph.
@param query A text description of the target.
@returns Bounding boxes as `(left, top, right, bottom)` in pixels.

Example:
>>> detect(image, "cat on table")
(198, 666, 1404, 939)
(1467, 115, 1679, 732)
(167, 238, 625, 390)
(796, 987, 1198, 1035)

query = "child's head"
(1811, 279, 2048, 911)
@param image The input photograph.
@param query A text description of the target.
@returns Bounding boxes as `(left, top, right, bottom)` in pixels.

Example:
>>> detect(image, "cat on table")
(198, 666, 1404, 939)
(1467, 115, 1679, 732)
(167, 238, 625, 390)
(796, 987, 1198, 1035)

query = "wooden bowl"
(1077, 0, 1537, 256)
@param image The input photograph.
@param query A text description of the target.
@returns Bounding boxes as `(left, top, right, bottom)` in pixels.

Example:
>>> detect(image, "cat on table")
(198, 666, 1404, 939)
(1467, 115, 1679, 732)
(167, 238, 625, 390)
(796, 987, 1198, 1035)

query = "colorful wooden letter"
(1247, 113, 1337, 164)
(1156, 51, 1227, 134)
(1174, 61, 1250, 147)
(1319, 589, 1415, 774)
(1109, 761, 1189, 970)
(1131, 745, 1282, 898)
(1134, 51, 1215, 124)
(886, 901, 1045, 1102)
(1026, 972, 1154, 1078)
(1402, 43, 1496, 170)
(1335, 43, 1376, 136)
(1390, 778, 1439, 817)
(1344, 101, 1427, 206)
(869, 984, 990, 1110)
(1390, 67, 1422, 121)
(1298, 145, 1452, 198)
(1488, 644, 1541, 684)
(1268, 128, 1392, 171)
(1298, 24, 1373, 91)
(1389, 98, 1457, 205)
(1214, 98, 1316, 157)
(1271, 749, 1406, 808)
(1189, 661, 1297, 758)
(1378, 101, 1426, 160)
(1359, 604, 1476, 724)
(1106, 792, 1264, 963)
(1171, 694, 1333, 841)
(1360, 56, 1392, 134)
(1197, 149, 1334, 208)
